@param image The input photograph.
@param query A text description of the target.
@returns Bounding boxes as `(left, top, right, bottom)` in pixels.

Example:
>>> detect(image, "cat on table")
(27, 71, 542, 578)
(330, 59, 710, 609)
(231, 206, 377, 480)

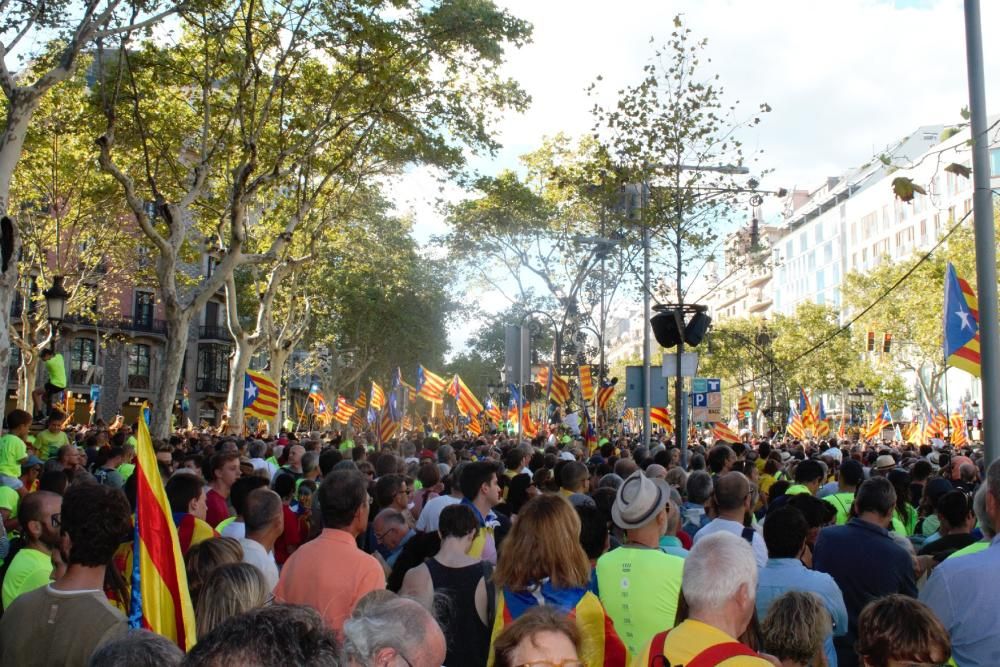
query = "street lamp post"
(516, 310, 560, 442)
(43, 275, 69, 334)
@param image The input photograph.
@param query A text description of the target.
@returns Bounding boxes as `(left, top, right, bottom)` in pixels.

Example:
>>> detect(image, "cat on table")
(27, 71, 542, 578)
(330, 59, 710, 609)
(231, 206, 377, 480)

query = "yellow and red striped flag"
(597, 382, 615, 411)
(468, 418, 482, 437)
(737, 391, 756, 413)
(332, 395, 357, 425)
(787, 410, 806, 440)
(950, 412, 968, 446)
(370, 382, 386, 412)
(244, 370, 280, 420)
(837, 413, 847, 440)
(448, 374, 484, 417)
(484, 396, 502, 424)
(379, 409, 399, 443)
(537, 366, 570, 405)
(814, 398, 831, 437)
(712, 421, 741, 443)
(650, 406, 673, 433)
(416, 365, 447, 402)
(521, 403, 538, 438)
(578, 365, 595, 403)
(130, 411, 197, 649)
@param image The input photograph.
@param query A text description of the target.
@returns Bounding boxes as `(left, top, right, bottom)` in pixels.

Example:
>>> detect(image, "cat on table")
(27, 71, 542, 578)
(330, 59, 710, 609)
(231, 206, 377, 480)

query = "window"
(205, 301, 220, 326)
(197, 343, 230, 393)
(785, 241, 793, 260)
(815, 223, 823, 244)
(128, 344, 151, 389)
(816, 269, 825, 292)
(850, 223, 857, 245)
(8, 346, 20, 381)
(824, 241, 833, 264)
(134, 291, 154, 327)
(799, 235, 807, 254)
(70, 338, 97, 385)
(807, 251, 816, 271)
(991, 148, 1000, 177)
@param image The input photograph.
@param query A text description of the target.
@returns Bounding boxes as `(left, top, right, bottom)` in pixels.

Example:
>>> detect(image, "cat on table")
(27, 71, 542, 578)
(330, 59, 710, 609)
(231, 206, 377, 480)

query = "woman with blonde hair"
(761, 591, 831, 667)
(195, 562, 270, 638)
(488, 494, 627, 667)
(184, 537, 243, 603)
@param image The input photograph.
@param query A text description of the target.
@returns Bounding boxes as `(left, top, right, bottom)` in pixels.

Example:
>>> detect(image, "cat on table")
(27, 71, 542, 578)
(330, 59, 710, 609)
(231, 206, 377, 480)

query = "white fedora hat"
(612, 470, 671, 530)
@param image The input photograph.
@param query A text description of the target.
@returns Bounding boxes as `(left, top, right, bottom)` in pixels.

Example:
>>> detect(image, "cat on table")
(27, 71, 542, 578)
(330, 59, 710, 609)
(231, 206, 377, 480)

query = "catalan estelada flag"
(487, 582, 627, 667)
(243, 370, 279, 420)
(944, 262, 981, 377)
(449, 374, 484, 418)
(537, 366, 570, 405)
(865, 401, 893, 440)
(332, 395, 356, 425)
(129, 411, 197, 649)
(416, 365, 447, 402)
(737, 391, 756, 414)
(485, 396, 502, 424)
(799, 388, 816, 430)
(814, 398, 831, 437)
(468, 418, 482, 437)
(712, 421, 741, 443)
(578, 365, 595, 403)
(650, 406, 673, 433)
(597, 381, 615, 411)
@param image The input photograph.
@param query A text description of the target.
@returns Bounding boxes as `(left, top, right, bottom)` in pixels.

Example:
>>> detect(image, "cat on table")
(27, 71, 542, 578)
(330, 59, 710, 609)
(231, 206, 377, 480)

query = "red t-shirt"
(274, 504, 302, 565)
(205, 488, 231, 528)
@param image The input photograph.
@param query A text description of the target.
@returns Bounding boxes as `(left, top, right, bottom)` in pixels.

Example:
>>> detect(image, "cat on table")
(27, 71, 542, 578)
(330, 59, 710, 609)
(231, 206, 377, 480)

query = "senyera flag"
(712, 421, 741, 444)
(129, 411, 196, 649)
(578, 365, 595, 403)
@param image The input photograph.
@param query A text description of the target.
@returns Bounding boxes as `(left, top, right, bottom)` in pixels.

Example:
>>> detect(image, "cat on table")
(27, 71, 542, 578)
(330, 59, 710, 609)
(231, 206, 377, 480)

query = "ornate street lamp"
(43, 275, 70, 327)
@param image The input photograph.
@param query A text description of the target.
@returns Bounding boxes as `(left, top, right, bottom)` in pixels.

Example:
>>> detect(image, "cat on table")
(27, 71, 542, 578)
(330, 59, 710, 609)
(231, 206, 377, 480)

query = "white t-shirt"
(414, 494, 462, 532)
(238, 537, 279, 592)
(221, 521, 246, 540)
(692, 517, 769, 568)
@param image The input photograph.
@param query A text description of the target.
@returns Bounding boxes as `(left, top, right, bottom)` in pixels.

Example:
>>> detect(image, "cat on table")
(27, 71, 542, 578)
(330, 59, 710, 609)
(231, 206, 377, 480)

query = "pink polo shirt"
(273, 528, 385, 634)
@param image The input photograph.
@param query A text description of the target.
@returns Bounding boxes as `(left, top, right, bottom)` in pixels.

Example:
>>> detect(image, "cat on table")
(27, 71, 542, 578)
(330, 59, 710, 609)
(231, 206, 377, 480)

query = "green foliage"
(589, 14, 769, 303)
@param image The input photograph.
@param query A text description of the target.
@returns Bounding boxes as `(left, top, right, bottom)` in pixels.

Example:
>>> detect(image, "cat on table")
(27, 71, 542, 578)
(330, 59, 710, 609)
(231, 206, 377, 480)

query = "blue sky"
(390, 0, 1000, 354)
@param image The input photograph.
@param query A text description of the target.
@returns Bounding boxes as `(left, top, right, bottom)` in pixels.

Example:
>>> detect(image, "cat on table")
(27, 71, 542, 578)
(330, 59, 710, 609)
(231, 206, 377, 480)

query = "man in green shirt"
(785, 459, 824, 497)
(32, 349, 66, 419)
(34, 414, 69, 460)
(597, 470, 685, 656)
(0, 410, 32, 493)
(2, 491, 62, 609)
(823, 460, 864, 525)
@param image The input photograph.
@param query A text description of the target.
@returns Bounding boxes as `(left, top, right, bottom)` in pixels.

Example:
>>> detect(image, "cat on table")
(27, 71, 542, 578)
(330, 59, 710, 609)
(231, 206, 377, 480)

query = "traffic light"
(883, 332, 892, 354)
(866, 331, 875, 352)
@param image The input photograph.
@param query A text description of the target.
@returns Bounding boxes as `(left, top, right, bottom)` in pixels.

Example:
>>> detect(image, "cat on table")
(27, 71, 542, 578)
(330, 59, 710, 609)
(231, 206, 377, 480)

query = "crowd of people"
(0, 409, 995, 666)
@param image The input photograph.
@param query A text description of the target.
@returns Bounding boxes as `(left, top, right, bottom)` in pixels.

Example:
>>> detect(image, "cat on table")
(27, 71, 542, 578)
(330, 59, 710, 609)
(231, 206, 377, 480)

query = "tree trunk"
(268, 342, 294, 433)
(152, 309, 191, 440)
(225, 334, 254, 434)
(0, 102, 35, 425)
(17, 354, 38, 412)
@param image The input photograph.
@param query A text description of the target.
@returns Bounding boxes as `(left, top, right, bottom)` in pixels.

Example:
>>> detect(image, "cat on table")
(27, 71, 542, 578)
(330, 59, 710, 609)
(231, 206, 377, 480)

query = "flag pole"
(964, 0, 1000, 463)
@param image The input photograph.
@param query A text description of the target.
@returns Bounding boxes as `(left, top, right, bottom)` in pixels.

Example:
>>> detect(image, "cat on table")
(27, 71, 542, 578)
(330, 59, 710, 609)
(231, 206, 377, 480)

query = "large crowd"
(0, 407, 995, 667)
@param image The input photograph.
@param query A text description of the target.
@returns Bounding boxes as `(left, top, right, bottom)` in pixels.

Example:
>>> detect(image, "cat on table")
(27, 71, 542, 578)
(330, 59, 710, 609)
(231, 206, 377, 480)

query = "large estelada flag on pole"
(944, 262, 981, 377)
(865, 401, 893, 440)
(597, 381, 615, 411)
(449, 374, 484, 418)
(712, 421, 741, 443)
(129, 411, 197, 649)
(244, 370, 279, 420)
(537, 366, 570, 405)
(416, 365, 447, 402)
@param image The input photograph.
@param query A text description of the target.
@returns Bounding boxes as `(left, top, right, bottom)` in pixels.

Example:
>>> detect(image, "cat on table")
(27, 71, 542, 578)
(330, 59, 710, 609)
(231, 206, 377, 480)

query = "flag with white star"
(244, 370, 280, 419)
(943, 262, 981, 377)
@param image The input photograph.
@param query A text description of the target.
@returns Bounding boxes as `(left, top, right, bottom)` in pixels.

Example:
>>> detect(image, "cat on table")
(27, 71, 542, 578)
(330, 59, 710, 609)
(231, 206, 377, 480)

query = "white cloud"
(392, 0, 1000, 354)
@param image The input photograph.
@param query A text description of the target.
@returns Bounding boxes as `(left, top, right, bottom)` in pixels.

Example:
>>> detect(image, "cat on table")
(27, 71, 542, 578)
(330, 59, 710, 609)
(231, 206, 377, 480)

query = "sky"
(389, 0, 1000, 356)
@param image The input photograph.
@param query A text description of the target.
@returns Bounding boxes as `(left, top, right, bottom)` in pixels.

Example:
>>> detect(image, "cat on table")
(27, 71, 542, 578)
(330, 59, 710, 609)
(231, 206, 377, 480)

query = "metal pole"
(964, 0, 1000, 463)
(642, 208, 652, 449)
(518, 324, 525, 442)
(675, 195, 687, 467)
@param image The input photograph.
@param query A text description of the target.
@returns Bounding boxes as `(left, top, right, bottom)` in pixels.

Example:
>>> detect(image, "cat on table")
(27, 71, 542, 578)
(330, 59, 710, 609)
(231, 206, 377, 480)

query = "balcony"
(61, 314, 168, 336)
(199, 325, 232, 341)
(196, 377, 229, 394)
(127, 374, 151, 390)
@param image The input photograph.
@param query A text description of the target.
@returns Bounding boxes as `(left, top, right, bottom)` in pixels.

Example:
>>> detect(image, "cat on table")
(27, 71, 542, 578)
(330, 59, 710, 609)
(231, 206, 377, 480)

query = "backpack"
(646, 627, 758, 667)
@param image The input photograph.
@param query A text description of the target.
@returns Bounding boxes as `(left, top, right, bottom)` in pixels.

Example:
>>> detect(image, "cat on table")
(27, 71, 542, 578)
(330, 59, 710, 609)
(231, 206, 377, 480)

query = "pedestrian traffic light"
(866, 331, 875, 352)
(883, 332, 892, 354)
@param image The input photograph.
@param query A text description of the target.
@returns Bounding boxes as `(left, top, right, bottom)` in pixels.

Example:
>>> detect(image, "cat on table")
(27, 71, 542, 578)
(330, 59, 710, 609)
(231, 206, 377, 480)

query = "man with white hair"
(342, 591, 446, 667)
(635, 532, 774, 666)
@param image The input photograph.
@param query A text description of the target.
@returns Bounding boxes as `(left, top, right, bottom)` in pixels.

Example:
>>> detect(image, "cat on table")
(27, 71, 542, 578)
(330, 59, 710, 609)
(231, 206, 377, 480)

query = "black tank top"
(425, 558, 491, 667)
